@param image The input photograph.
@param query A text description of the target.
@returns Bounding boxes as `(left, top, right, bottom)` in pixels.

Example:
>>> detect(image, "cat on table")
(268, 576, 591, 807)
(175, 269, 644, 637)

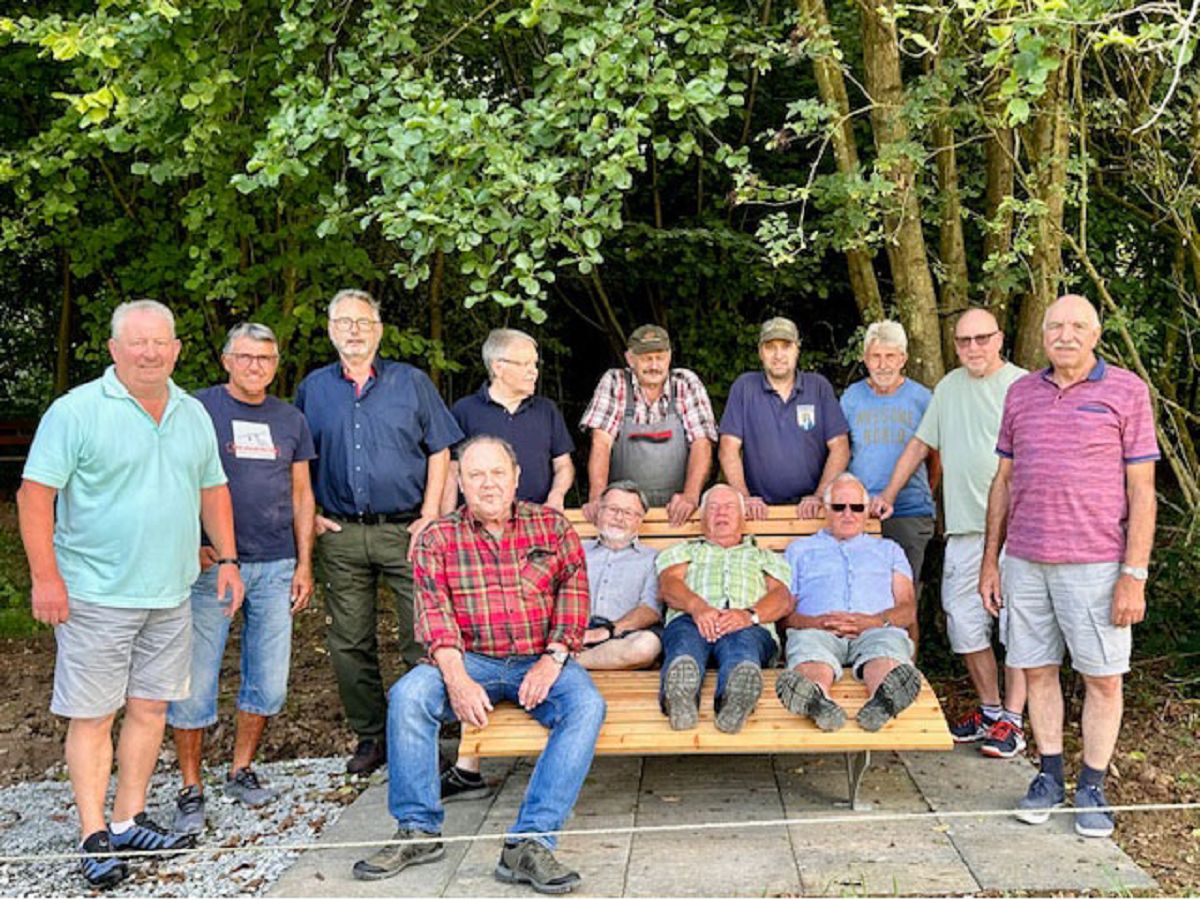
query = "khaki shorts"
(1002, 557, 1129, 677)
(942, 534, 1008, 654)
(51, 598, 192, 719)
(784, 626, 914, 681)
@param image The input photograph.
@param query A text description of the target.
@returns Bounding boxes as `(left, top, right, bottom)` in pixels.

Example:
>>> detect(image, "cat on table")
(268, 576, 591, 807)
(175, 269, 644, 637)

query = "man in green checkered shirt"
(656, 484, 795, 733)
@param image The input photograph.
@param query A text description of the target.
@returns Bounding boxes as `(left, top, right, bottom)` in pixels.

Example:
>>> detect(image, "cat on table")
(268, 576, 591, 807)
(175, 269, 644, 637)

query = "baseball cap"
(627, 324, 671, 354)
(759, 316, 799, 345)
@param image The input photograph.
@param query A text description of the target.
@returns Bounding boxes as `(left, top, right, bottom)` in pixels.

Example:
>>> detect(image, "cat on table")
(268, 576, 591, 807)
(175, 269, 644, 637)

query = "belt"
(327, 511, 417, 526)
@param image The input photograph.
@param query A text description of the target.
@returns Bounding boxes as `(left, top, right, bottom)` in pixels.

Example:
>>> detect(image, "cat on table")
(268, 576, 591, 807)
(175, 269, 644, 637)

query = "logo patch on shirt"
(796, 404, 816, 431)
(229, 420, 278, 460)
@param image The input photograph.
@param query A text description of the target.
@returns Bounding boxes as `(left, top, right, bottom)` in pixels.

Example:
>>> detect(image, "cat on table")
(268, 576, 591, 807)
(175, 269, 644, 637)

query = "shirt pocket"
(519, 547, 559, 597)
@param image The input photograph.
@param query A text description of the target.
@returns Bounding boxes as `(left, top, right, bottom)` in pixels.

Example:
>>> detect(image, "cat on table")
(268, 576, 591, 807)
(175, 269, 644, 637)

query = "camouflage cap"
(627, 324, 671, 354)
(759, 316, 800, 345)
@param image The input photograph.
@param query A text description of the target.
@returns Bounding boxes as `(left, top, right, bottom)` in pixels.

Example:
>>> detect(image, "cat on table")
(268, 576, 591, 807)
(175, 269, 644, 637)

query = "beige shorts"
(941, 534, 1008, 655)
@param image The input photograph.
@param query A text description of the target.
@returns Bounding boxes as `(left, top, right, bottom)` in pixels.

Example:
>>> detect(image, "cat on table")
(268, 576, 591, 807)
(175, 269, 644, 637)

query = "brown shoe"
(347, 738, 387, 775)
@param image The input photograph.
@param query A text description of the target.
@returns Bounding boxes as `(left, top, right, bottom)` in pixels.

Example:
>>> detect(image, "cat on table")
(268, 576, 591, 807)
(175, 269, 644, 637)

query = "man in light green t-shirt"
(875, 308, 1028, 760)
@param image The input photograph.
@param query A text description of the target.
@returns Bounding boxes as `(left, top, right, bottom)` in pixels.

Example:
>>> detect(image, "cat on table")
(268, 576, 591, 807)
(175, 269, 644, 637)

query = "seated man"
(352, 436, 605, 895)
(776, 473, 922, 732)
(442, 478, 661, 801)
(657, 484, 794, 734)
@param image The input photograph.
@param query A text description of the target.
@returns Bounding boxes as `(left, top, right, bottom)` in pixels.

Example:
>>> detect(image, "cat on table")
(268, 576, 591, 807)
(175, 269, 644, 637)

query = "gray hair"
(700, 484, 746, 515)
(457, 434, 519, 470)
(822, 472, 870, 506)
(1043, 294, 1101, 330)
(481, 328, 537, 380)
(863, 319, 908, 356)
(601, 479, 649, 513)
(222, 322, 278, 355)
(111, 300, 175, 340)
(328, 289, 381, 320)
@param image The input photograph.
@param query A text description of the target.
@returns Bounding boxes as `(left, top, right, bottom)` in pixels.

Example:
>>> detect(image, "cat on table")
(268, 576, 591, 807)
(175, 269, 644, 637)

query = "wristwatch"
(1120, 564, 1149, 581)
(543, 648, 569, 667)
(748, 608, 761, 626)
(880, 614, 893, 628)
(214, 557, 241, 568)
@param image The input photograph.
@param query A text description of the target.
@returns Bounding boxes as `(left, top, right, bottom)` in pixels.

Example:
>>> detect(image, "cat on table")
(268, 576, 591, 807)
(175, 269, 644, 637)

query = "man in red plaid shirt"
(352, 435, 605, 894)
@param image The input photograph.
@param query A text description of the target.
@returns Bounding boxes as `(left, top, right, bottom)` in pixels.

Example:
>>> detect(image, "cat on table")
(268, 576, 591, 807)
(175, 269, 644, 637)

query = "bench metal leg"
(843, 750, 872, 810)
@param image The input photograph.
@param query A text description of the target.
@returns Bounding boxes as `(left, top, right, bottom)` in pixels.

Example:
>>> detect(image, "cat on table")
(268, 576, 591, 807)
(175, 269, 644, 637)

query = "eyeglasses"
(953, 331, 998, 348)
(829, 503, 866, 513)
(332, 317, 380, 332)
(600, 506, 644, 521)
(498, 358, 539, 371)
(228, 352, 279, 367)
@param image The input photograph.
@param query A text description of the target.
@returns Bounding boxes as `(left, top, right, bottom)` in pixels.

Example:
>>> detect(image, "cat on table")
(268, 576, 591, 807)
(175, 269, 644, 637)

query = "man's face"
(492, 338, 539, 398)
(759, 339, 799, 381)
(107, 308, 181, 394)
(826, 481, 868, 541)
(459, 441, 519, 522)
(328, 297, 382, 363)
(222, 337, 279, 398)
(625, 348, 671, 392)
(1043, 297, 1101, 371)
(954, 310, 1002, 377)
(702, 486, 745, 544)
(864, 341, 907, 392)
(596, 489, 645, 547)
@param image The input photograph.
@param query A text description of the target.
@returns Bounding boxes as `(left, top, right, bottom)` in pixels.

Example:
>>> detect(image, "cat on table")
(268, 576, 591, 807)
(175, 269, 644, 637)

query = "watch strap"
(214, 557, 240, 568)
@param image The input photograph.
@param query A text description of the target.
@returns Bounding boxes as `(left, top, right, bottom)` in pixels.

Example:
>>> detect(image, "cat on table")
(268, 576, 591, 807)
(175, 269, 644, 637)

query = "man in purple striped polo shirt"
(979, 294, 1158, 839)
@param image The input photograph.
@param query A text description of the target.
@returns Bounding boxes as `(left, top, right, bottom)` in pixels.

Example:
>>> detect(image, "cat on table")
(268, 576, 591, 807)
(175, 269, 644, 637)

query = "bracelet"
(214, 557, 241, 568)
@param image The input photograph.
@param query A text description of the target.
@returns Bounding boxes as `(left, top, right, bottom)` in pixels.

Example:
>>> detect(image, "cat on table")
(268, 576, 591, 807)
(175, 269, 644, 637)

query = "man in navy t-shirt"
(167, 323, 317, 836)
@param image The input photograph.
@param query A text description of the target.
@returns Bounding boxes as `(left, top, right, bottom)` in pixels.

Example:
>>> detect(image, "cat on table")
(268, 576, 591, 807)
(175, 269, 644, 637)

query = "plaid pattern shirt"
(655, 535, 791, 628)
(579, 368, 718, 443)
(414, 501, 589, 657)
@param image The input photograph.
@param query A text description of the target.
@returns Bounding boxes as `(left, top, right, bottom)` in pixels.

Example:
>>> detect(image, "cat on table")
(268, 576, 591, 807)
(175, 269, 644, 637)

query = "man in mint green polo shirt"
(17, 300, 244, 890)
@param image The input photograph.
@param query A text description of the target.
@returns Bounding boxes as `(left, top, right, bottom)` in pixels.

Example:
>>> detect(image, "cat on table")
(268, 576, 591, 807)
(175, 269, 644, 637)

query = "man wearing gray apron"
(581, 325, 718, 526)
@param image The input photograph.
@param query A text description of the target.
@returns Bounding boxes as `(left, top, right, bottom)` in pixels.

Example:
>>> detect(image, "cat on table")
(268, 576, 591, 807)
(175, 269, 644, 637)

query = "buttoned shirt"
(583, 538, 660, 623)
(785, 530, 911, 618)
(655, 535, 791, 628)
(579, 368, 718, 444)
(414, 502, 589, 657)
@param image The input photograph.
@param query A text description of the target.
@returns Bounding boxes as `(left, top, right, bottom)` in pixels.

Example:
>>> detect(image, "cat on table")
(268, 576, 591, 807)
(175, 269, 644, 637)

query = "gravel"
(0, 757, 362, 897)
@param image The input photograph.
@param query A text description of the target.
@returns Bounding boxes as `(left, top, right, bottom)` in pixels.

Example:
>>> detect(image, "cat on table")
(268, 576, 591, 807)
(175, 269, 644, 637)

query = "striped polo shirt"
(995, 358, 1159, 564)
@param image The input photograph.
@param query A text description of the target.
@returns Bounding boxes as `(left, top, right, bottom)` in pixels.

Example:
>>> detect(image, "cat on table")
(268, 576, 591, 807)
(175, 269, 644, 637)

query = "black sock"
(1040, 753, 1065, 783)
(455, 766, 483, 783)
(1079, 764, 1106, 789)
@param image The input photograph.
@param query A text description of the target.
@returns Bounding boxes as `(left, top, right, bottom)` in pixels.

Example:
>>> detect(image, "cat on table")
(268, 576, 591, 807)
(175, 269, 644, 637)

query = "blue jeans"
(167, 559, 295, 728)
(387, 654, 606, 847)
(659, 615, 776, 710)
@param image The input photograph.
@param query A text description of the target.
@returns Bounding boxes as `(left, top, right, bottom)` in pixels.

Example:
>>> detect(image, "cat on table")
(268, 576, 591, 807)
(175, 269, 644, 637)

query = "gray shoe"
(172, 785, 206, 836)
(662, 656, 701, 731)
(715, 662, 762, 734)
(856, 664, 922, 732)
(224, 767, 278, 807)
(352, 828, 445, 881)
(495, 840, 581, 894)
(776, 670, 846, 731)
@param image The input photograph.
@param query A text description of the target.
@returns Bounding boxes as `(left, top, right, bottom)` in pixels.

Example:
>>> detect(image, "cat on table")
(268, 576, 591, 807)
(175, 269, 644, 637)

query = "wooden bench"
(460, 506, 953, 808)
(0, 418, 37, 462)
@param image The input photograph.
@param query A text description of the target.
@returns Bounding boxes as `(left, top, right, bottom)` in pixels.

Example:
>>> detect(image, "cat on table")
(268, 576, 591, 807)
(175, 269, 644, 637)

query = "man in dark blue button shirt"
(295, 289, 462, 775)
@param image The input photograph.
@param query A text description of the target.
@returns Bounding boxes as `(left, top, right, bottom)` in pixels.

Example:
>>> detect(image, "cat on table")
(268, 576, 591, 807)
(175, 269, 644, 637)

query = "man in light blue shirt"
(776, 473, 923, 732)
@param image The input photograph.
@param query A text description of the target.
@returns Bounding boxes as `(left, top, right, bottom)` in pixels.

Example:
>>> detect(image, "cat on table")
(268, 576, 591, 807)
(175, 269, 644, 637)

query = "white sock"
(109, 818, 136, 835)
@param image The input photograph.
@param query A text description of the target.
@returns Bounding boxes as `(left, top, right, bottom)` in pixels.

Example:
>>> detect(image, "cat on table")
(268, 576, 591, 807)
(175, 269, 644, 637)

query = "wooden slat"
(564, 505, 881, 545)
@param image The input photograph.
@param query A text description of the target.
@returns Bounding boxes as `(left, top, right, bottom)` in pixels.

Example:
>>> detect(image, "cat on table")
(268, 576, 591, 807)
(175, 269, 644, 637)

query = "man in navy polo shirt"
(441, 328, 574, 513)
(719, 317, 850, 520)
(295, 289, 463, 776)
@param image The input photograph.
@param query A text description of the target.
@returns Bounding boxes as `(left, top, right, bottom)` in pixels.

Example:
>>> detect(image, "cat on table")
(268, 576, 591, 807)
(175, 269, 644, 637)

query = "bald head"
(953, 308, 1004, 378)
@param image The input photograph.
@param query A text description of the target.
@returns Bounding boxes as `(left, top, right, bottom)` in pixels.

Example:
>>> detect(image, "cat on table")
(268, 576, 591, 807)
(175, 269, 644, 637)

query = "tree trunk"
(54, 247, 72, 397)
(932, 117, 969, 368)
(428, 249, 445, 392)
(859, 0, 944, 384)
(983, 88, 1016, 329)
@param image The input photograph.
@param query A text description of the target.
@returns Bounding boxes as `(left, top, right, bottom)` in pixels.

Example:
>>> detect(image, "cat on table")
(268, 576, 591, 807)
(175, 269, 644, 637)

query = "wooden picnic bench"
(459, 506, 953, 809)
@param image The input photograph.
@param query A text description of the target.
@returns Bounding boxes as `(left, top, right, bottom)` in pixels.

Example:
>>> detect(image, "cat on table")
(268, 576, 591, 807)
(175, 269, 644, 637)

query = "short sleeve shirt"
(655, 536, 791, 633)
(583, 538, 661, 623)
(996, 358, 1159, 564)
(840, 378, 934, 518)
(785, 530, 911, 617)
(914, 362, 1025, 534)
(579, 368, 718, 444)
(22, 366, 226, 608)
(719, 371, 850, 503)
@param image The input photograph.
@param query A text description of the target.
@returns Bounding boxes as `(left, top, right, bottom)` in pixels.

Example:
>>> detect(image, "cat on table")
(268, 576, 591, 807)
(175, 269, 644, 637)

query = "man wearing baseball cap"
(719, 316, 850, 519)
(580, 324, 718, 526)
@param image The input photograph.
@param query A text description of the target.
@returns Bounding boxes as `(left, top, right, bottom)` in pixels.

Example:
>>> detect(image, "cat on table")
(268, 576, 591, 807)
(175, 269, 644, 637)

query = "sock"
(109, 818, 136, 835)
(454, 766, 483, 783)
(1000, 708, 1023, 727)
(1079, 764, 1106, 789)
(981, 703, 1003, 723)
(1040, 753, 1065, 783)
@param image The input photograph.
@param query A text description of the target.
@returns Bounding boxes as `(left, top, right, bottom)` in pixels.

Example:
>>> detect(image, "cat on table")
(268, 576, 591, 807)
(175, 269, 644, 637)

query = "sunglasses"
(953, 331, 998, 348)
(829, 503, 866, 513)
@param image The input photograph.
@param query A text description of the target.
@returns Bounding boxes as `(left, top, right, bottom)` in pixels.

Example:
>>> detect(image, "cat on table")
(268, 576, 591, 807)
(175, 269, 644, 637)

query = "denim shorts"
(167, 558, 296, 729)
(784, 626, 914, 681)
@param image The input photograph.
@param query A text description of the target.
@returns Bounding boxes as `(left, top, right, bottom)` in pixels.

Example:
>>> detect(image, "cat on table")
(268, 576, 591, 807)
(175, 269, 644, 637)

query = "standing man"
(352, 436, 604, 893)
(296, 289, 463, 776)
(580, 324, 717, 526)
(169, 323, 316, 834)
(719, 317, 850, 520)
(980, 294, 1158, 838)
(443, 328, 574, 513)
(17, 300, 243, 888)
(875, 308, 1028, 759)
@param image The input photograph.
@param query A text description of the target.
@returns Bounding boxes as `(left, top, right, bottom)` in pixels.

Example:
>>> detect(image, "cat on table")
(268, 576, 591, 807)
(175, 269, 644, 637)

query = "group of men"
(18, 289, 1157, 893)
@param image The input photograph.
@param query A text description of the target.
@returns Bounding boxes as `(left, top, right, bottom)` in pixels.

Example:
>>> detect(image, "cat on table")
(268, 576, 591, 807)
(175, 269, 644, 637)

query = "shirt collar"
(698, 533, 758, 550)
(757, 370, 803, 400)
(100, 365, 184, 408)
(479, 381, 534, 412)
(1039, 355, 1107, 384)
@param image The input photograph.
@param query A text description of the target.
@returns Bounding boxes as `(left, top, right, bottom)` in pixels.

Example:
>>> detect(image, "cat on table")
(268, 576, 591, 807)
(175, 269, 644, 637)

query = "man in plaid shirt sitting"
(352, 435, 605, 895)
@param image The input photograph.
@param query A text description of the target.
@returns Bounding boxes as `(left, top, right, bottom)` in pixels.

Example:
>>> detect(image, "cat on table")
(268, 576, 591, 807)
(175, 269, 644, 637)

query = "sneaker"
(715, 662, 763, 734)
(347, 738, 387, 776)
(775, 671, 846, 732)
(79, 830, 128, 889)
(495, 839, 581, 894)
(440, 765, 493, 803)
(172, 785, 206, 836)
(108, 812, 196, 858)
(949, 708, 997, 743)
(662, 656, 702, 731)
(1074, 783, 1115, 838)
(856, 664, 921, 732)
(352, 828, 444, 881)
(224, 767, 278, 807)
(1015, 771, 1066, 825)
(980, 720, 1027, 759)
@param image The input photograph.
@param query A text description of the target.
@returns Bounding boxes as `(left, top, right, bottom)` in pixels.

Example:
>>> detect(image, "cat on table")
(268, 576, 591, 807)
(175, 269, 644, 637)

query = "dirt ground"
(1, 610, 1197, 895)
